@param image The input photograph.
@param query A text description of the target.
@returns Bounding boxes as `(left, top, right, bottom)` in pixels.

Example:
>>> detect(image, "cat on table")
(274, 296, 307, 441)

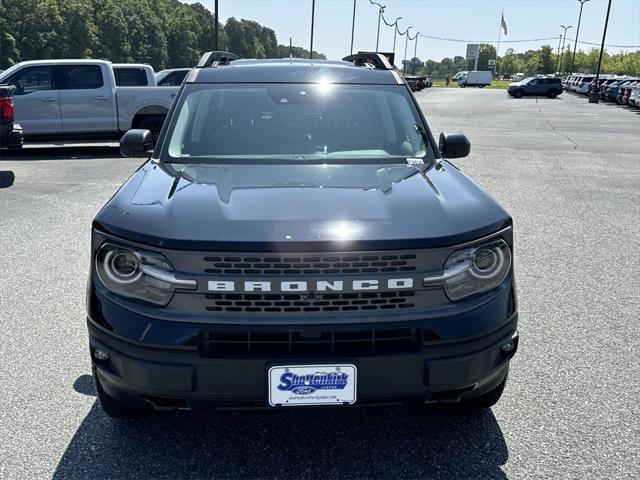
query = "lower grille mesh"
(204, 291, 416, 313)
(199, 328, 422, 358)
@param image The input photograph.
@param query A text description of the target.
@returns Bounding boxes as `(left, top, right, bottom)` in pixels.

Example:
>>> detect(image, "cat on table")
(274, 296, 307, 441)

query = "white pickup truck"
(0, 59, 179, 141)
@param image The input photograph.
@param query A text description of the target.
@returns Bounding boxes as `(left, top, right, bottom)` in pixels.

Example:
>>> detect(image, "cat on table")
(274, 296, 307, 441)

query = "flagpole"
(495, 10, 503, 75)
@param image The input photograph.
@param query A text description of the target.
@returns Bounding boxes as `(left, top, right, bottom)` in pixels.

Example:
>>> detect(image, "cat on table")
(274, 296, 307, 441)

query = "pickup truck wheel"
(137, 116, 165, 144)
(93, 366, 151, 419)
(547, 89, 559, 99)
(513, 89, 524, 98)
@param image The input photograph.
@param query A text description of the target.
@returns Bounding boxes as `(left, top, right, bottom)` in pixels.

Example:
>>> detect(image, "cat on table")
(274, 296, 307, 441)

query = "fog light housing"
(93, 349, 109, 361)
(500, 340, 516, 353)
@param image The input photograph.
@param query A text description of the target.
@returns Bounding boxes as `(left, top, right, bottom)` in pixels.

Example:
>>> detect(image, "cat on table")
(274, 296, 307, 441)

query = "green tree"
(94, 0, 130, 62)
(59, 0, 97, 58)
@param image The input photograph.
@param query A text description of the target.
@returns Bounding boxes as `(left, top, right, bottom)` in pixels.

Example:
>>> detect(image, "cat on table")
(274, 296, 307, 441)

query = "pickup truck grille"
(199, 327, 422, 358)
(203, 253, 418, 275)
(204, 291, 416, 313)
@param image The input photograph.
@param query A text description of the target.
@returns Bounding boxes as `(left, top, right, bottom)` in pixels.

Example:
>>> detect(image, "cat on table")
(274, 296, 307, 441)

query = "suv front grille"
(204, 291, 416, 313)
(199, 327, 422, 358)
(203, 253, 418, 275)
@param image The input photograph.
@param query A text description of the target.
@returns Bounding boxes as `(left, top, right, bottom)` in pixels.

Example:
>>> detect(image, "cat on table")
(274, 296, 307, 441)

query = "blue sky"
(187, 0, 640, 61)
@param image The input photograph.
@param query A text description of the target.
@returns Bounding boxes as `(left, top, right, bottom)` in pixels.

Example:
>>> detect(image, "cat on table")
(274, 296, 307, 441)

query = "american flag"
(501, 14, 508, 35)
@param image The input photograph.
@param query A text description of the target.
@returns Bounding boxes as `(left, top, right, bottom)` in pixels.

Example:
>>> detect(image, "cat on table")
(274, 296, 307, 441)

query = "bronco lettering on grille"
(207, 278, 414, 293)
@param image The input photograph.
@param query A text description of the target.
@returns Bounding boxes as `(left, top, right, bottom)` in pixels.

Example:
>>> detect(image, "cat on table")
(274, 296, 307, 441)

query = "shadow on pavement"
(1, 145, 120, 161)
(54, 375, 508, 479)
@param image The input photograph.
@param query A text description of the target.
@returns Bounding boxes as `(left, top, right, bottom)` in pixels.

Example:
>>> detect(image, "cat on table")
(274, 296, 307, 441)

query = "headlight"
(424, 238, 512, 301)
(96, 243, 196, 306)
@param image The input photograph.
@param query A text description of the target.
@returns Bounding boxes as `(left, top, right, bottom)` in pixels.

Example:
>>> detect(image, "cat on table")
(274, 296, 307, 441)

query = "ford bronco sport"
(87, 52, 518, 418)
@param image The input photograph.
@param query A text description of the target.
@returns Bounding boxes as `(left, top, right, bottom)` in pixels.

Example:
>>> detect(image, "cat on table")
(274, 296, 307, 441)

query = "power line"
(415, 33, 639, 48)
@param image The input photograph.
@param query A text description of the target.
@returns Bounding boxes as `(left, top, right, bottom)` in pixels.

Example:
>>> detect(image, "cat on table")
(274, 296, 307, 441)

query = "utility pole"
(309, 0, 315, 59)
(570, 0, 591, 74)
(214, 0, 219, 50)
(589, 0, 612, 103)
(412, 33, 420, 75)
(350, 0, 357, 54)
(390, 17, 401, 66)
(369, 0, 385, 52)
(403, 27, 412, 73)
(559, 25, 572, 75)
(556, 35, 563, 73)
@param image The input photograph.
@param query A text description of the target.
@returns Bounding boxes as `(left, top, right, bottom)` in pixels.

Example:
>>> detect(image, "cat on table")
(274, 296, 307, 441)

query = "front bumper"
(88, 312, 518, 409)
(0, 123, 22, 149)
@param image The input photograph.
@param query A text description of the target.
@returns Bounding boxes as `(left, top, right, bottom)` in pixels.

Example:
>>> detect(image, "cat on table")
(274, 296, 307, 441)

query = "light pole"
(369, 0, 386, 52)
(589, 0, 612, 103)
(214, 0, 219, 50)
(309, 0, 315, 59)
(390, 16, 402, 64)
(559, 25, 572, 75)
(570, 0, 591, 74)
(403, 26, 412, 73)
(556, 34, 563, 73)
(412, 33, 420, 75)
(350, 0, 357, 54)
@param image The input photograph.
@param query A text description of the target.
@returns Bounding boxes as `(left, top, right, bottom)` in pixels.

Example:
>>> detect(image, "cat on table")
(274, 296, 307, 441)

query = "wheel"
(136, 116, 165, 144)
(513, 89, 524, 99)
(547, 89, 558, 99)
(479, 85, 486, 89)
(459, 373, 508, 410)
(93, 366, 151, 419)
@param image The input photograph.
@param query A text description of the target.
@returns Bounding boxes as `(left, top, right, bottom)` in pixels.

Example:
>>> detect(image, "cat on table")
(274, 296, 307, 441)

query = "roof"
(189, 59, 400, 85)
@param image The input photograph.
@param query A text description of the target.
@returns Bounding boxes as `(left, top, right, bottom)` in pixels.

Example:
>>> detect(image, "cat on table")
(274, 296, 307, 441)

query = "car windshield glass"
(162, 83, 431, 164)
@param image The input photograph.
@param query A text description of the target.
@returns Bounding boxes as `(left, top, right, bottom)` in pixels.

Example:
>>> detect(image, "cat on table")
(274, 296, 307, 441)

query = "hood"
(95, 161, 510, 251)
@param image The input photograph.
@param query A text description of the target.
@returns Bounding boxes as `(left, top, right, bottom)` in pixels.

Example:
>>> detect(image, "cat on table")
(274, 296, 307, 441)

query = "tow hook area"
(428, 385, 477, 403)
(141, 395, 191, 411)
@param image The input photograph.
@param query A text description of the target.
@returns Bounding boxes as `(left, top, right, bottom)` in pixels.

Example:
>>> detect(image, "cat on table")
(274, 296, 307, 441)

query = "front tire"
(513, 89, 524, 99)
(136, 115, 165, 145)
(93, 366, 151, 419)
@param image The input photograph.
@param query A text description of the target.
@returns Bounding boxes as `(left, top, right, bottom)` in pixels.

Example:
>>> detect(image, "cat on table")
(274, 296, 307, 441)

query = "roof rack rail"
(342, 52, 394, 70)
(196, 51, 239, 68)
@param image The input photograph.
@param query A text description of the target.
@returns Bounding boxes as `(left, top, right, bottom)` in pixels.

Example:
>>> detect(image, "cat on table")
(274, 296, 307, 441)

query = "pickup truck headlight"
(425, 238, 512, 301)
(95, 243, 196, 306)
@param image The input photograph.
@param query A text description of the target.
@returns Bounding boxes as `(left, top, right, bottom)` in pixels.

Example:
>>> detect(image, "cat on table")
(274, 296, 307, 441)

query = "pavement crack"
(545, 119, 578, 149)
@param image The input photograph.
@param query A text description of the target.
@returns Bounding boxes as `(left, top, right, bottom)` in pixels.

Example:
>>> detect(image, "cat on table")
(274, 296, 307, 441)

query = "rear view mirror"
(439, 132, 471, 159)
(120, 129, 153, 158)
(0, 171, 15, 188)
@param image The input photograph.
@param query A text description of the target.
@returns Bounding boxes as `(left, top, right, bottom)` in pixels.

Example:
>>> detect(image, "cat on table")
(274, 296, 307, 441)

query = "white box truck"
(458, 71, 492, 88)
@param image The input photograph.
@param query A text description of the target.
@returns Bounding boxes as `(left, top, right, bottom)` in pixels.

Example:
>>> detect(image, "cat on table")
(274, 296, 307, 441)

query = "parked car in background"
(451, 71, 468, 82)
(0, 59, 179, 142)
(155, 68, 191, 86)
(511, 73, 525, 81)
(574, 76, 595, 95)
(458, 71, 491, 88)
(0, 84, 23, 149)
(404, 75, 430, 91)
(628, 86, 640, 108)
(618, 81, 638, 105)
(507, 77, 563, 98)
(602, 79, 634, 102)
(113, 64, 156, 87)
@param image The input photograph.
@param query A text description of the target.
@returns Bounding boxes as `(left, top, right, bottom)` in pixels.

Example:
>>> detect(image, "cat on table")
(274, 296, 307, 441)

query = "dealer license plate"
(268, 364, 357, 407)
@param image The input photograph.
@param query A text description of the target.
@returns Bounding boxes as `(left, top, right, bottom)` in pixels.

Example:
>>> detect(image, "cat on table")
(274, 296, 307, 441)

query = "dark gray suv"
(508, 77, 563, 98)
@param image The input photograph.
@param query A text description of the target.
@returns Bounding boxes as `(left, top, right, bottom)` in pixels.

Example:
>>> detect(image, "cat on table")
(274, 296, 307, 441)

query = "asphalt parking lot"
(1, 88, 639, 479)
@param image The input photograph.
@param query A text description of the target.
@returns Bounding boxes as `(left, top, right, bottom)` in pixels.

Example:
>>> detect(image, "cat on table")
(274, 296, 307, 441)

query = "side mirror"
(0, 171, 15, 189)
(120, 129, 153, 158)
(439, 131, 471, 159)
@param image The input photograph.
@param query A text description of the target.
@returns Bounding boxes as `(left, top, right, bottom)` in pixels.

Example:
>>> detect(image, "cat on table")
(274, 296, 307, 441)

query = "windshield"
(161, 83, 431, 164)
